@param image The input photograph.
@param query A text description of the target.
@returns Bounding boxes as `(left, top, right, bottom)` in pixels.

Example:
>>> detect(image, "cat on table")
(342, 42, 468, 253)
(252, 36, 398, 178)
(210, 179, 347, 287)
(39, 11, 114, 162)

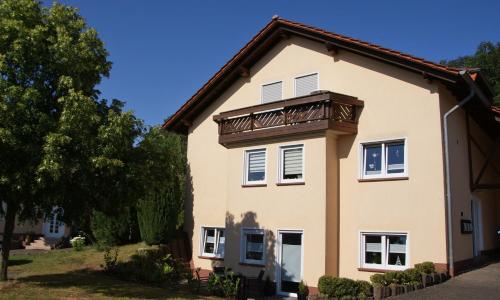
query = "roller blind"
(248, 151, 265, 173)
(262, 81, 282, 103)
(295, 73, 318, 97)
(283, 147, 303, 177)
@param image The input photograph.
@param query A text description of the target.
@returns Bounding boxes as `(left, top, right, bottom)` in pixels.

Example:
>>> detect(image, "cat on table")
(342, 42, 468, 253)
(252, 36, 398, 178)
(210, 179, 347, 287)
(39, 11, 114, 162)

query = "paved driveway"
(394, 262, 500, 300)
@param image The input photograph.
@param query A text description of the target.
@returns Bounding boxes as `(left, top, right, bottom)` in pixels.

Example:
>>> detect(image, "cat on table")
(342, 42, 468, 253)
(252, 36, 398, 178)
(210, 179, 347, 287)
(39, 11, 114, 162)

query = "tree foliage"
(0, 0, 142, 280)
(441, 41, 500, 106)
(136, 127, 186, 245)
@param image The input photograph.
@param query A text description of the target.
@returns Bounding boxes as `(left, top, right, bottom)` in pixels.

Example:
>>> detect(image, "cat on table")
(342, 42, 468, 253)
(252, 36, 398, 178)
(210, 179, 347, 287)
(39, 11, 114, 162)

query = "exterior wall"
(0, 218, 44, 235)
(439, 85, 500, 267)
(185, 35, 450, 286)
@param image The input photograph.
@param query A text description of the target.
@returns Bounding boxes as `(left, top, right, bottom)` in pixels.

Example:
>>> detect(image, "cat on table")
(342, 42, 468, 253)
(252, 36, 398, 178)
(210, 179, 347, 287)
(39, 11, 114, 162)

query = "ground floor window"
(241, 228, 265, 264)
(201, 227, 225, 258)
(361, 232, 408, 270)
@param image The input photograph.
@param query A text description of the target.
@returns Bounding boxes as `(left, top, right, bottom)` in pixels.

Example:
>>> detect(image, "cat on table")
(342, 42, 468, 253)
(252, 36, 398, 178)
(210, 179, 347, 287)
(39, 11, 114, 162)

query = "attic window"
(261, 81, 282, 103)
(295, 73, 319, 97)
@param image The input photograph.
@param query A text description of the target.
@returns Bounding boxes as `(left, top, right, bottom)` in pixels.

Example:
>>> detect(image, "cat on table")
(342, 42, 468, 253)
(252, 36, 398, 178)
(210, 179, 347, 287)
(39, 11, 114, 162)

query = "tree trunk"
(1, 203, 18, 281)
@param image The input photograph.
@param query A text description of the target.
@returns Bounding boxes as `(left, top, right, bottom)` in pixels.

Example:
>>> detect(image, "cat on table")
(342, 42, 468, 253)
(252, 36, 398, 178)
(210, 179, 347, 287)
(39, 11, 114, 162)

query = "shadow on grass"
(16, 268, 202, 299)
(8, 259, 32, 266)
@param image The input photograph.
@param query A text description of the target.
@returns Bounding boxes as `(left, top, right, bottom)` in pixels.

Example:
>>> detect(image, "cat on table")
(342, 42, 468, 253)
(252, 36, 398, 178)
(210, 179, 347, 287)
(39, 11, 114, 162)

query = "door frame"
(471, 197, 484, 257)
(276, 229, 304, 297)
(42, 208, 65, 239)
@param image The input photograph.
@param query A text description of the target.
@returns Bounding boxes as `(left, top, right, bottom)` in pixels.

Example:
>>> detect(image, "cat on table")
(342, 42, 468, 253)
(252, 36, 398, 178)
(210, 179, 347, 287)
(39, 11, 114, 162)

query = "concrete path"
(394, 262, 500, 300)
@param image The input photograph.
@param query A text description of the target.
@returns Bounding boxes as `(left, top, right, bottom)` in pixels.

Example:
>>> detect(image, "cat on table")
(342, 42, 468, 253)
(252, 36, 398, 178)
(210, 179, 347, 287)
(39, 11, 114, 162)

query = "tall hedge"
(135, 128, 186, 246)
(137, 181, 181, 245)
(91, 207, 139, 247)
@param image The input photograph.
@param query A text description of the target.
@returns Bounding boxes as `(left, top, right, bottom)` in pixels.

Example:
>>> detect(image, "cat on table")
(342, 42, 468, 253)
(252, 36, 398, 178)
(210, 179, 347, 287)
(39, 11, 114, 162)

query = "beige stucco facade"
(183, 34, 499, 289)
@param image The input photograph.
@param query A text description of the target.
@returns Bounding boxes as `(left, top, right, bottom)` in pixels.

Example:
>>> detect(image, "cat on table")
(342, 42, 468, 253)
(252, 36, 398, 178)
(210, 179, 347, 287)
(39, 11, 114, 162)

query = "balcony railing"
(213, 91, 363, 147)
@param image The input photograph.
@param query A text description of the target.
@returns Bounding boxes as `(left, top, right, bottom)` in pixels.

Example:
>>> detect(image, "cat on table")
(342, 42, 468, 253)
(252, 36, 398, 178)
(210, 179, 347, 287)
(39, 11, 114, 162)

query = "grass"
(0, 243, 212, 299)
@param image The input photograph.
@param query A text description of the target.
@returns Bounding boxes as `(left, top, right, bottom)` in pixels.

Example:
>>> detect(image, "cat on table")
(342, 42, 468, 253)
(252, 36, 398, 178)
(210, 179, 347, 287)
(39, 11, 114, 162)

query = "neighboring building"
(0, 207, 69, 249)
(163, 17, 500, 296)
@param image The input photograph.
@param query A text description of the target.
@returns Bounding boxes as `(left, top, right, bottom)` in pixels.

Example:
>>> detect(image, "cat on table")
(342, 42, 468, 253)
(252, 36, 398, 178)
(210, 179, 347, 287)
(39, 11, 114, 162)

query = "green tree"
(441, 41, 500, 106)
(0, 0, 141, 280)
(135, 127, 186, 245)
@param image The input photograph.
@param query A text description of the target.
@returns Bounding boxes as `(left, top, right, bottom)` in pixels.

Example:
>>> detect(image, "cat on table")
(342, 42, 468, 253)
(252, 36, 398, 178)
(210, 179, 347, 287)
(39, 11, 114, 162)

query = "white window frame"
(278, 144, 305, 184)
(359, 231, 409, 271)
(359, 138, 408, 180)
(294, 72, 320, 97)
(200, 227, 225, 258)
(243, 148, 267, 185)
(261, 80, 283, 104)
(241, 228, 266, 265)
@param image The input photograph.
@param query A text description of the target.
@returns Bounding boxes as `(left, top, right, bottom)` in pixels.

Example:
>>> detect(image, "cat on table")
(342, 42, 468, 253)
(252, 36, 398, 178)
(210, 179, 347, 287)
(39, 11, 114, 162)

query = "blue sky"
(51, 0, 500, 126)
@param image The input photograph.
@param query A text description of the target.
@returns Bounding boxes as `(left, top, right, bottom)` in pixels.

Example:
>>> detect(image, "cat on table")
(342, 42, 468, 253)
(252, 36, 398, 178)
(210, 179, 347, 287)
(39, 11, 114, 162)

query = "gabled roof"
(163, 17, 491, 132)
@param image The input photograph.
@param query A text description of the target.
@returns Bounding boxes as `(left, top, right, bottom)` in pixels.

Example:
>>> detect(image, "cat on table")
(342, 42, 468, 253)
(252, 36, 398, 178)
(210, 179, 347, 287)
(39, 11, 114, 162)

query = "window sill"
(358, 176, 408, 182)
(198, 255, 224, 261)
(239, 262, 266, 267)
(276, 182, 305, 186)
(242, 184, 267, 188)
(358, 267, 407, 273)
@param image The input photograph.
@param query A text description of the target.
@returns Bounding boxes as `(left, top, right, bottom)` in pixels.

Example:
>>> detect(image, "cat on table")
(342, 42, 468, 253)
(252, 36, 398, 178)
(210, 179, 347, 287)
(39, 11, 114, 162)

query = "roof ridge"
(275, 17, 463, 74)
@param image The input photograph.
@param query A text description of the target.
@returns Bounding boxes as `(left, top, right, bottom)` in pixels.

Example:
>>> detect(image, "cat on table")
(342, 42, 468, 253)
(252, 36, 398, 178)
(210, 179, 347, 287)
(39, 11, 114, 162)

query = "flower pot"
(403, 284, 414, 294)
(439, 272, 449, 282)
(298, 294, 308, 300)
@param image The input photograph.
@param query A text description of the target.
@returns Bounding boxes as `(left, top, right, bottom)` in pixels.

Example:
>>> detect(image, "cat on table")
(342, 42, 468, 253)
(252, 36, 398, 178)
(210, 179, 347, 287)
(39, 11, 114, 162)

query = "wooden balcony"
(213, 91, 363, 147)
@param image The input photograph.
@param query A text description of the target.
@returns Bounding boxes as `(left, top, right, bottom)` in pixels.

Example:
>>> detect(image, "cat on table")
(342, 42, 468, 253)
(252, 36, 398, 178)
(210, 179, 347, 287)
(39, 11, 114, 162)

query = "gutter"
(443, 70, 491, 275)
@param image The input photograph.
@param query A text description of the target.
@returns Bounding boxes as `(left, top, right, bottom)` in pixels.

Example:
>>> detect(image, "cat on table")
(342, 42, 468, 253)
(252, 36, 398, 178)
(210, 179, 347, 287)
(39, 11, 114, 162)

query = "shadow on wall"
(208, 211, 276, 280)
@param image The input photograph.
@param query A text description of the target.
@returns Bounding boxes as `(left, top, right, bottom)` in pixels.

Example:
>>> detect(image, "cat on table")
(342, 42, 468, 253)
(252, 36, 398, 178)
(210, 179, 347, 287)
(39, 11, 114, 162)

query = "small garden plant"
(69, 235, 85, 251)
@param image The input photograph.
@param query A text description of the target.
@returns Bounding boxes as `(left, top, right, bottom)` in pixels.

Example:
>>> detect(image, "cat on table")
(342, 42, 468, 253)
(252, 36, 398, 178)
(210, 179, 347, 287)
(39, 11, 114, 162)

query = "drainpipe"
(443, 70, 490, 275)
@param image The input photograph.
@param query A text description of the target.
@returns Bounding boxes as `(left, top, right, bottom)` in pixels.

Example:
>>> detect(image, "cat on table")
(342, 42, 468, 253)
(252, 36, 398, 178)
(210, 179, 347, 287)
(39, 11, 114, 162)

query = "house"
(0, 207, 69, 250)
(163, 17, 500, 296)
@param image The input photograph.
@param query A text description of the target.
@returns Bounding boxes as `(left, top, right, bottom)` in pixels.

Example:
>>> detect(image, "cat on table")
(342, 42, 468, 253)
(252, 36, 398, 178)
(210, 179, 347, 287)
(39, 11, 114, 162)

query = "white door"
(43, 208, 65, 238)
(277, 230, 303, 297)
(471, 199, 483, 257)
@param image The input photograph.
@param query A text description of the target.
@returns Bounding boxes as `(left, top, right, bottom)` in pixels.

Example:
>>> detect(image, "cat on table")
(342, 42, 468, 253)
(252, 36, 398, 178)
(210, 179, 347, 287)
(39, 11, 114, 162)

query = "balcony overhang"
(213, 91, 363, 147)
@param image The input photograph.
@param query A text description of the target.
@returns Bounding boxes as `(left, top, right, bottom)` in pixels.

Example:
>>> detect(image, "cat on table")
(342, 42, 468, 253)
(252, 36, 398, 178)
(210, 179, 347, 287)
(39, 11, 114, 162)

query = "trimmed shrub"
(384, 271, 403, 285)
(403, 268, 422, 284)
(317, 276, 358, 298)
(415, 262, 435, 274)
(356, 280, 373, 297)
(370, 273, 387, 287)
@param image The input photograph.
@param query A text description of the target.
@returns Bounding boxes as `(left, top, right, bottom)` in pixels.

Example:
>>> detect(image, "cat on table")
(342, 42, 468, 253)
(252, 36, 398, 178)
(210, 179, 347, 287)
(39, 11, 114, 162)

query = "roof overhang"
(163, 17, 496, 135)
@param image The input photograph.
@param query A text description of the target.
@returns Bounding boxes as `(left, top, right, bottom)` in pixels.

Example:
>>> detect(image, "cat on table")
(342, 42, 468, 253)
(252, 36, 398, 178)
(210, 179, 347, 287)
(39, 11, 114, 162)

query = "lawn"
(0, 243, 211, 300)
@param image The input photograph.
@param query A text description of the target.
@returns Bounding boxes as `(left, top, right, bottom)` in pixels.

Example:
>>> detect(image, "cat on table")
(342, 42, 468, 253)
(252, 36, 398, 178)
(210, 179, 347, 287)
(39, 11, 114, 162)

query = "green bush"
(370, 273, 387, 287)
(402, 268, 422, 284)
(91, 209, 135, 248)
(384, 271, 402, 285)
(356, 280, 373, 297)
(318, 276, 359, 298)
(415, 262, 435, 274)
(207, 269, 240, 297)
(298, 280, 309, 296)
(101, 247, 118, 273)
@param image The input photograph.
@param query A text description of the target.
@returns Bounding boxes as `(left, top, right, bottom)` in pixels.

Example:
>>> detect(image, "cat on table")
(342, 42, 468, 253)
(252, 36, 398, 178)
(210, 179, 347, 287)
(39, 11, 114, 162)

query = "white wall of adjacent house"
(185, 35, 450, 284)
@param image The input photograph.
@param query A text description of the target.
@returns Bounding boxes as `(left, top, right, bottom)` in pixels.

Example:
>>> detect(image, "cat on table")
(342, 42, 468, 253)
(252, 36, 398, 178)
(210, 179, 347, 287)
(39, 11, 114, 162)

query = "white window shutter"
(295, 73, 318, 97)
(262, 81, 282, 103)
(284, 148, 303, 176)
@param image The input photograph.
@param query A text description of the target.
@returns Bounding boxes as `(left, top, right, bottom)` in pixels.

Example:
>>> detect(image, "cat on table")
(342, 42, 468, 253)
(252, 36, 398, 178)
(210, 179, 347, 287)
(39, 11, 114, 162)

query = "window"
(279, 145, 304, 183)
(361, 232, 408, 270)
(244, 149, 266, 185)
(261, 81, 283, 103)
(201, 227, 225, 258)
(360, 139, 407, 179)
(295, 73, 319, 97)
(241, 228, 265, 264)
